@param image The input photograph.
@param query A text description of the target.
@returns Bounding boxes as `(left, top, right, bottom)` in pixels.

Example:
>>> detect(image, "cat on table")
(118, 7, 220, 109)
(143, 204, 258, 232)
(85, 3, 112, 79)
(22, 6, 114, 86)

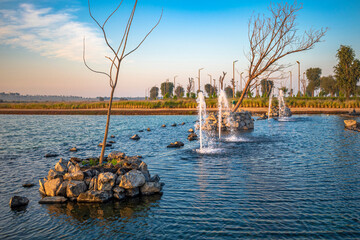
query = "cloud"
(0, 3, 108, 62)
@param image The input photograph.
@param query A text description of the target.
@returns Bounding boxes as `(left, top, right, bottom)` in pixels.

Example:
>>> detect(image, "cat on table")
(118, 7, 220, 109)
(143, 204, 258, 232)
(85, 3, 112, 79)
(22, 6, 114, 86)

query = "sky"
(0, 0, 359, 98)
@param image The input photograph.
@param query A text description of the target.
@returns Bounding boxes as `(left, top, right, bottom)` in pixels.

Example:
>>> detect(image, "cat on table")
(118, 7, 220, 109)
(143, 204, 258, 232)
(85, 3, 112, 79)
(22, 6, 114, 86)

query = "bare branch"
(102, 0, 124, 28)
(83, 37, 111, 79)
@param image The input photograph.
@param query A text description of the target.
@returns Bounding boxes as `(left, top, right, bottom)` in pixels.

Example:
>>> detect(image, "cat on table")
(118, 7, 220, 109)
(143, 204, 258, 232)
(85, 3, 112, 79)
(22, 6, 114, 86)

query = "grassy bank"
(1, 97, 360, 109)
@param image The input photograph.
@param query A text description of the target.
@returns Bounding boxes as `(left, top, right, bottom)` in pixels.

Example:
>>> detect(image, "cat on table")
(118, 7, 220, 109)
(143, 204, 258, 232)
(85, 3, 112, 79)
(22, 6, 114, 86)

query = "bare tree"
(219, 72, 227, 91)
(187, 78, 194, 97)
(83, 0, 162, 165)
(232, 2, 326, 112)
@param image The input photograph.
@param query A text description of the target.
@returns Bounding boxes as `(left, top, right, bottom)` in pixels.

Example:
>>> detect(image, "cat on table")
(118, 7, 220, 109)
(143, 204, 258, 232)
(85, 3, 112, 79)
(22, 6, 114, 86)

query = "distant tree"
(186, 78, 194, 98)
(306, 68, 322, 97)
(160, 82, 174, 98)
(204, 84, 215, 97)
(232, 2, 326, 112)
(175, 86, 185, 98)
(83, 0, 162, 164)
(219, 72, 227, 90)
(98, 97, 104, 101)
(150, 86, 159, 99)
(320, 75, 337, 97)
(334, 45, 360, 99)
(260, 79, 274, 97)
(224, 86, 233, 98)
(235, 90, 242, 98)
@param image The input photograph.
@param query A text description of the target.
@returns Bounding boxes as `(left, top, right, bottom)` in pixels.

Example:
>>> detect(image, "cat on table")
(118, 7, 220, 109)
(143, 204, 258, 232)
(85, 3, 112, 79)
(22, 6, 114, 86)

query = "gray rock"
(125, 188, 140, 197)
(140, 182, 162, 195)
(188, 133, 198, 141)
(171, 123, 177, 127)
(67, 162, 80, 174)
(97, 172, 116, 191)
(9, 196, 29, 208)
(110, 135, 115, 138)
(22, 182, 35, 188)
(39, 179, 46, 195)
(64, 171, 84, 181)
(119, 170, 146, 189)
(39, 196, 67, 204)
(55, 181, 68, 196)
(77, 190, 112, 203)
(98, 142, 112, 147)
(167, 141, 184, 148)
(108, 151, 126, 159)
(139, 161, 150, 181)
(150, 174, 160, 183)
(48, 169, 64, 180)
(66, 181, 87, 198)
(89, 176, 98, 190)
(83, 170, 93, 178)
(44, 178, 62, 197)
(113, 186, 126, 200)
(44, 153, 58, 158)
(55, 158, 68, 173)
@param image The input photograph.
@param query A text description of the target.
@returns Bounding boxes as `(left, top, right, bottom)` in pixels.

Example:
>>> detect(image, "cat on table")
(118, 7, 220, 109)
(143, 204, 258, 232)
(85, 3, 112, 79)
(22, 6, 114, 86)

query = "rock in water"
(44, 153, 59, 158)
(344, 120, 357, 128)
(119, 170, 146, 189)
(44, 178, 62, 197)
(113, 187, 126, 200)
(187, 133, 198, 141)
(108, 151, 126, 159)
(110, 135, 115, 138)
(97, 172, 116, 191)
(180, 122, 185, 125)
(98, 142, 112, 147)
(55, 158, 68, 173)
(9, 196, 29, 208)
(125, 188, 140, 197)
(77, 190, 112, 203)
(171, 123, 177, 127)
(130, 134, 140, 140)
(140, 182, 162, 195)
(188, 128, 194, 133)
(161, 124, 166, 127)
(147, 128, 151, 131)
(22, 182, 35, 188)
(64, 171, 84, 181)
(39, 196, 67, 204)
(69, 147, 77, 152)
(167, 141, 184, 148)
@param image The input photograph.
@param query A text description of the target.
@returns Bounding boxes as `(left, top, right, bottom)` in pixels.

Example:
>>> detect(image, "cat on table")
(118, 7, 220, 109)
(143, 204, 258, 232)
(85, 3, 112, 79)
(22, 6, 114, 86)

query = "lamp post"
(208, 74, 212, 96)
(173, 75, 178, 87)
(296, 61, 300, 96)
(289, 71, 292, 97)
(198, 68, 204, 94)
(302, 71, 306, 95)
(233, 60, 238, 98)
(240, 72, 244, 92)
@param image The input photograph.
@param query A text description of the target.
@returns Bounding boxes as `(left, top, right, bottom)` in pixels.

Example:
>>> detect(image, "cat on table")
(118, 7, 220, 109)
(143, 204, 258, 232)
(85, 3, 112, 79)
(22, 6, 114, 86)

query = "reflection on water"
(0, 114, 360, 239)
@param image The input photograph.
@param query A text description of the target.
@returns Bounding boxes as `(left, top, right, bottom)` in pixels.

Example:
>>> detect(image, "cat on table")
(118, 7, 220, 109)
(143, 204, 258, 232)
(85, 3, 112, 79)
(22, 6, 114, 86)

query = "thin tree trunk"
(232, 76, 252, 112)
(99, 86, 115, 165)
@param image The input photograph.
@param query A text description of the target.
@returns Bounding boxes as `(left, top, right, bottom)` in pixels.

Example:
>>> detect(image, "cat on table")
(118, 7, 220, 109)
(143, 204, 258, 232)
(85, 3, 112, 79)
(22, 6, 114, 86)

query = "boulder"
(113, 186, 126, 200)
(47, 169, 64, 180)
(125, 188, 140, 197)
(119, 170, 146, 189)
(108, 151, 126, 159)
(55, 181, 69, 196)
(66, 181, 87, 198)
(39, 179, 46, 195)
(44, 153, 58, 158)
(9, 196, 29, 208)
(89, 176, 98, 190)
(188, 128, 194, 133)
(69, 147, 77, 152)
(187, 133, 198, 141)
(150, 174, 160, 183)
(55, 158, 68, 173)
(139, 161, 150, 181)
(180, 122, 185, 125)
(344, 120, 357, 128)
(64, 171, 84, 181)
(130, 134, 140, 140)
(39, 196, 67, 204)
(167, 141, 184, 148)
(140, 182, 162, 195)
(77, 190, 112, 203)
(97, 172, 116, 191)
(44, 178, 62, 197)
(22, 182, 35, 188)
(67, 161, 80, 173)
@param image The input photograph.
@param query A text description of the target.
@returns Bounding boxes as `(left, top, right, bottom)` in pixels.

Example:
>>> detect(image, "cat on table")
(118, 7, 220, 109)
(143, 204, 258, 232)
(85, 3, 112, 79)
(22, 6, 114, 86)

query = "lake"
(0, 114, 360, 239)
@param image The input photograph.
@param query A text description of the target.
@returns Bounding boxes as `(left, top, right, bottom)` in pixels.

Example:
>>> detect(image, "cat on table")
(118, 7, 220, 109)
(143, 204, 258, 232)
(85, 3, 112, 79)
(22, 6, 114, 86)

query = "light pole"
(296, 61, 300, 96)
(173, 75, 178, 87)
(233, 60, 238, 98)
(197, 68, 204, 93)
(289, 71, 292, 97)
(302, 71, 306, 95)
(240, 72, 244, 92)
(208, 74, 212, 96)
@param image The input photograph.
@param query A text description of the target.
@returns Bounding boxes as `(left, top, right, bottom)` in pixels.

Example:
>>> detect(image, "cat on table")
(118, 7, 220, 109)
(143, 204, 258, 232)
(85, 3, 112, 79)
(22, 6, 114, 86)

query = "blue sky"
(0, 0, 359, 97)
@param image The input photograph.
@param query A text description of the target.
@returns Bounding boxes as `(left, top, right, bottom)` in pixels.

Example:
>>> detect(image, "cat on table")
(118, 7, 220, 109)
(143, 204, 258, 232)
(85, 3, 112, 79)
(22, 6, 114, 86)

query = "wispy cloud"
(0, 4, 107, 62)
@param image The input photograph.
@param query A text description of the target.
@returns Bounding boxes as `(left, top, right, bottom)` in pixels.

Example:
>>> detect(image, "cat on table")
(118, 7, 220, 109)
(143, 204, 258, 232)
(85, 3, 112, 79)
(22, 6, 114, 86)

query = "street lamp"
(197, 68, 204, 93)
(208, 74, 212, 96)
(240, 72, 244, 92)
(302, 71, 306, 95)
(296, 61, 300, 96)
(289, 71, 292, 97)
(233, 60, 238, 97)
(173, 75, 178, 87)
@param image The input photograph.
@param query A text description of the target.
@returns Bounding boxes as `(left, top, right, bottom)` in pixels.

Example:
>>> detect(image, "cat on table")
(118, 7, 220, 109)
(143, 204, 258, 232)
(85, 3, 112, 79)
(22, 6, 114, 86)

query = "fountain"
(217, 90, 230, 140)
(278, 89, 285, 118)
(196, 92, 207, 150)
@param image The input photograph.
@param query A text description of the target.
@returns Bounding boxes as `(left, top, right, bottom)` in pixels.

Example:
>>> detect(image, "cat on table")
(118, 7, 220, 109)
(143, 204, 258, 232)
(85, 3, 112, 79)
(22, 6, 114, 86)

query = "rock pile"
(203, 111, 254, 131)
(38, 152, 163, 204)
(344, 120, 360, 132)
(269, 106, 292, 117)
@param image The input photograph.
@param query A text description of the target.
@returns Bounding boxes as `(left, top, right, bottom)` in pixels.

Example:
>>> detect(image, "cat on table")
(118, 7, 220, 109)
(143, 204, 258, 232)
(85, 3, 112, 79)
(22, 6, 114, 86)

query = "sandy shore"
(1, 107, 360, 115)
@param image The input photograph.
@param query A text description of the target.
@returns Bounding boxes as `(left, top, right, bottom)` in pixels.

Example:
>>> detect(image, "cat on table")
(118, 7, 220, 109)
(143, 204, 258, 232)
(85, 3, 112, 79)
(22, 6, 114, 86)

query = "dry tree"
(83, 0, 162, 164)
(232, 2, 326, 112)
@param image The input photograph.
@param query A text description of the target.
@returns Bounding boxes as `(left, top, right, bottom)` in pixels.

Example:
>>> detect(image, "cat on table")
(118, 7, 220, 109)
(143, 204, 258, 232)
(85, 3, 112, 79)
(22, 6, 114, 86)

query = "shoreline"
(1, 107, 359, 115)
